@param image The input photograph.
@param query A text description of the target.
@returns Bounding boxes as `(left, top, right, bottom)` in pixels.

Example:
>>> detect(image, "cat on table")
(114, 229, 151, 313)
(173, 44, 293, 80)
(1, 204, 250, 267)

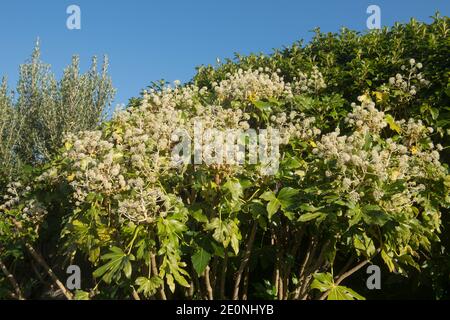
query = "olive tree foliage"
(0, 41, 115, 178)
(0, 78, 20, 180)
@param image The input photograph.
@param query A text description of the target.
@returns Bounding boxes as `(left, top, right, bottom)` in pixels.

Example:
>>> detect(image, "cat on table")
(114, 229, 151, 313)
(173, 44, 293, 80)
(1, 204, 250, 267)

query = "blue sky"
(0, 0, 449, 106)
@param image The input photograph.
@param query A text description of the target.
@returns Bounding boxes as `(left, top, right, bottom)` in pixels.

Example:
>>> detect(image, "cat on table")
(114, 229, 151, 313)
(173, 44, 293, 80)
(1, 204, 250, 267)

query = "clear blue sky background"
(0, 0, 449, 106)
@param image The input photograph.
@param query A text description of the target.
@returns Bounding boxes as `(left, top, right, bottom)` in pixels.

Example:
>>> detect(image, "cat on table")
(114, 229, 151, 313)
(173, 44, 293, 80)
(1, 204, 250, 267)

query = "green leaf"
(397, 254, 420, 271)
(381, 250, 396, 272)
(282, 211, 295, 220)
(192, 209, 208, 223)
(261, 189, 300, 219)
(223, 179, 243, 201)
(362, 205, 390, 226)
(191, 248, 212, 275)
(88, 247, 100, 263)
(166, 274, 176, 293)
(135, 276, 163, 298)
(298, 212, 326, 222)
(298, 204, 320, 212)
(328, 285, 366, 300)
(348, 205, 362, 227)
(311, 273, 334, 292)
(266, 199, 281, 219)
(93, 247, 135, 284)
(260, 191, 276, 202)
(311, 273, 365, 299)
(74, 290, 90, 300)
(277, 187, 299, 209)
(430, 107, 439, 120)
(353, 234, 376, 258)
(261, 190, 280, 218)
(123, 260, 132, 279)
(165, 217, 187, 233)
(230, 231, 240, 255)
(267, 97, 282, 106)
(385, 114, 401, 134)
(205, 218, 241, 254)
(253, 100, 273, 114)
(173, 271, 191, 288)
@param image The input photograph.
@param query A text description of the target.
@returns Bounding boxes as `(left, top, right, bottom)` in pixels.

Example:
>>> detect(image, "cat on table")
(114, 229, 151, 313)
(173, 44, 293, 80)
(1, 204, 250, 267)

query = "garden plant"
(0, 15, 449, 300)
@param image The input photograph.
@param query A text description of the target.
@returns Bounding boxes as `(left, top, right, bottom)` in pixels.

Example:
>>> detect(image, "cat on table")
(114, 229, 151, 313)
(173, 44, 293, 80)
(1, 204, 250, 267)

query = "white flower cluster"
(388, 58, 429, 96)
(313, 102, 446, 213)
(42, 65, 445, 227)
(55, 67, 330, 222)
(401, 118, 435, 147)
(145, 82, 209, 110)
(213, 68, 293, 101)
(60, 80, 258, 222)
(292, 66, 327, 94)
(63, 128, 173, 223)
(346, 98, 387, 134)
(0, 181, 47, 224)
(117, 180, 170, 224)
(0, 181, 23, 210)
(269, 111, 320, 144)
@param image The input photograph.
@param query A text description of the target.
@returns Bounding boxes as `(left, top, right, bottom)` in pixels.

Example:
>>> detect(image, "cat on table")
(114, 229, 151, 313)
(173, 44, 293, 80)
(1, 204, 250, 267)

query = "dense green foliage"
(0, 16, 449, 300)
(0, 42, 115, 182)
(192, 14, 450, 299)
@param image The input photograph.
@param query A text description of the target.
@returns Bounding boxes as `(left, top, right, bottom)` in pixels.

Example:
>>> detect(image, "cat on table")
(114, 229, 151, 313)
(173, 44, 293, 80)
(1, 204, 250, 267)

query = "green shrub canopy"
(0, 15, 449, 300)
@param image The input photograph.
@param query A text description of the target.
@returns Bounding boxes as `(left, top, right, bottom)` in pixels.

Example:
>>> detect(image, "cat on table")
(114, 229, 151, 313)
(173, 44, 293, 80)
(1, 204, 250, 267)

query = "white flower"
(171, 134, 179, 142)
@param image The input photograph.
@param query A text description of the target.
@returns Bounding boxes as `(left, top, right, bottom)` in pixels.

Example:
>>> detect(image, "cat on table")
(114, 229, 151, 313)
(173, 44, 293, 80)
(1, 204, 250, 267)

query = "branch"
(220, 249, 228, 299)
(11, 218, 72, 299)
(296, 240, 332, 299)
(284, 228, 304, 283)
(336, 256, 355, 280)
(232, 222, 257, 300)
(242, 265, 250, 300)
(204, 265, 214, 300)
(23, 242, 73, 300)
(335, 259, 370, 286)
(319, 259, 370, 300)
(131, 288, 141, 300)
(293, 237, 316, 299)
(0, 258, 25, 300)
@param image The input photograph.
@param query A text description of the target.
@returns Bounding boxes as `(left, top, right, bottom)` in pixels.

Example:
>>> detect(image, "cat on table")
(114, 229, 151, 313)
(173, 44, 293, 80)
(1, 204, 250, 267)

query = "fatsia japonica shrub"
(192, 14, 450, 298)
(3, 62, 446, 301)
(1, 17, 449, 300)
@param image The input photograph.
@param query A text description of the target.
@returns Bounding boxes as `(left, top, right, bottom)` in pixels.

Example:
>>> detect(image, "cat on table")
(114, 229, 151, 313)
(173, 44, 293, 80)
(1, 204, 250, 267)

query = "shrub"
(0, 16, 449, 300)
(0, 78, 19, 180)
